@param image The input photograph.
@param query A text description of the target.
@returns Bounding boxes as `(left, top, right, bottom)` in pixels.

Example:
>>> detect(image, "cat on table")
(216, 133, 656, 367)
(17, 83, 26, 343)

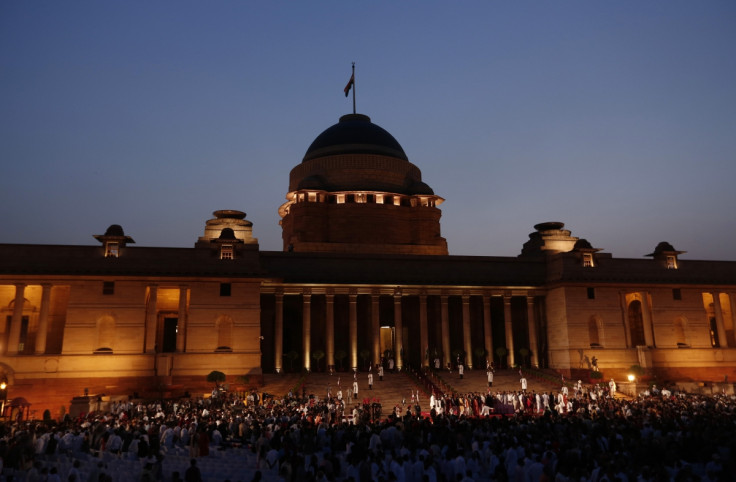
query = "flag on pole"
(344, 73, 354, 97)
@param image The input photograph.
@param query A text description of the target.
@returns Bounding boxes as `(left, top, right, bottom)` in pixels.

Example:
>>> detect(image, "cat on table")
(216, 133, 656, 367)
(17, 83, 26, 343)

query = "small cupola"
(211, 228, 243, 259)
(573, 238, 602, 267)
(646, 241, 685, 269)
(93, 225, 135, 258)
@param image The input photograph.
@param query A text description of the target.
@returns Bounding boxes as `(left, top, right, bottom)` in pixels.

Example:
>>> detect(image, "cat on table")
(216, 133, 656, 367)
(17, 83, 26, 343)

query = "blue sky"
(2, 1, 735, 260)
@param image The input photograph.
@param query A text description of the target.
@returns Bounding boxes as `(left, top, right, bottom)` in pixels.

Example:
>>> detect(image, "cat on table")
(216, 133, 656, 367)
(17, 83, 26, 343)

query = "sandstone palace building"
(2, 113, 736, 414)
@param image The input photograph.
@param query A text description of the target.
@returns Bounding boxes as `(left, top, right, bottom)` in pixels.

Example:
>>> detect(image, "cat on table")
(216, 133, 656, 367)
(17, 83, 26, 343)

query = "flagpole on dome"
(344, 62, 356, 114)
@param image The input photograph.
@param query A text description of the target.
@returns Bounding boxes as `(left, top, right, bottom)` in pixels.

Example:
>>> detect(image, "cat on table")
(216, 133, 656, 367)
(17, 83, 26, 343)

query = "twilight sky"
(2, 1, 735, 260)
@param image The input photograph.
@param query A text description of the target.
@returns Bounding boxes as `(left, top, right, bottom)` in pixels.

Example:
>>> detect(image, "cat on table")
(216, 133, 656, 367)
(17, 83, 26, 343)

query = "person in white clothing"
(520, 377, 528, 392)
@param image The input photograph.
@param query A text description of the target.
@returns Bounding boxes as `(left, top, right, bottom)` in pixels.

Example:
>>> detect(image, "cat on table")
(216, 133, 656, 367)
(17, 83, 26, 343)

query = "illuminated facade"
(2, 112, 736, 415)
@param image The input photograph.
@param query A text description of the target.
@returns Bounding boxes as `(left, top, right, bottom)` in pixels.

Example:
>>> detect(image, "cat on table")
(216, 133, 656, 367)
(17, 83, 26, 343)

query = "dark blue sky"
(2, 2, 735, 260)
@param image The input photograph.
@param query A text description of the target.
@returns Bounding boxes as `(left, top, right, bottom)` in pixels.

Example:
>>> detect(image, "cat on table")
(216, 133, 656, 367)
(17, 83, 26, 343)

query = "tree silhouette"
(311, 349, 325, 372)
(495, 346, 508, 369)
(474, 347, 487, 368)
(359, 349, 370, 371)
(284, 350, 299, 372)
(518, 347, 530, 368)
(335, 349, 347, 371)
(206, 370, 226, 388)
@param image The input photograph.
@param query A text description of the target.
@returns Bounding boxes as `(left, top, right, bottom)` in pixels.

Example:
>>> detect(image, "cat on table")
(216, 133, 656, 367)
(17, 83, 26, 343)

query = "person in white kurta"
(520, 377, 528, 392)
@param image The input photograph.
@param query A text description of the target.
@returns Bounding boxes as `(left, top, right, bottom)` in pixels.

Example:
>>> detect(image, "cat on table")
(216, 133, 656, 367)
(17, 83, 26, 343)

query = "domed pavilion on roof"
(279, 113, 448, 255)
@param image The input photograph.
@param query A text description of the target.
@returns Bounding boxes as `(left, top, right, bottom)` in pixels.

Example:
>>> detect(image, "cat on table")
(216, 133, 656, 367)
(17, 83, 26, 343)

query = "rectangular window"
(673, 288, 682, 300)
(105, 242, 119, 258)
(587, 287, 595, 300)
(220, 283, 232, 297)
(583, 253, 594, 267)
(666, 256, 677, 269)
(220, 245, 234, 260)
(103, 281, 115, 295)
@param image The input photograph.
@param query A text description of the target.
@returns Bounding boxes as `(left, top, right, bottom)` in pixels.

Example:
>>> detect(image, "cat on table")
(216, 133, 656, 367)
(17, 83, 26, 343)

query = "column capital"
(394, 286, 403, 297)
(326, 287, 335, 296)
(503, 294, 512, 304)
(302, 287, 312, 296)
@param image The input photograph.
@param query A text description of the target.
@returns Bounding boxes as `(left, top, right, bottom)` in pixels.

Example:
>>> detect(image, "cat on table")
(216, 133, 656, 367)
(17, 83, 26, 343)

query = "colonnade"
(269, 287, 542, 373)
(619, 290, 736, 349)
(5, 283, 52, 355)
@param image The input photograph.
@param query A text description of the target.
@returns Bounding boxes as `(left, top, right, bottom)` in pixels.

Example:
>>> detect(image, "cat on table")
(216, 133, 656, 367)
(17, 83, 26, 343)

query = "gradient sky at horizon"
(2, 1, 735, 260)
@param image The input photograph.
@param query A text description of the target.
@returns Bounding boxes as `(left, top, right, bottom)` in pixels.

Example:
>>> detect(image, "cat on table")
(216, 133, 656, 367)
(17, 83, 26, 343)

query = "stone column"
(393, 289, 403, 370)
(274, 291, 284, 373)
(712, 292, 728, 348)
(483, 294, 493, 367)
(371, 292, 381, 366)
(503, 294, 515, 367)
(640, 292, 655, 347)
(462, 294, 472, 369)
(144, 285, 158, 353)
(419, 291, 429, 368)
(349, 291, 358, 370)
(7, 283, 26, 355)
(302, 289, 311, 371)
(326, 290, 335, 370)
(176, 286, 188, 352)
(35, 284, 52, 355)
(441, 295, 450, 367)
(526, 295, 539, 367)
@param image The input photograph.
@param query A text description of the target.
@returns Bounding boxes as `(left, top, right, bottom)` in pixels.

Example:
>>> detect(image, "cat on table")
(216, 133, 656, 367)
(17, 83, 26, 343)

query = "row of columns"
(619, 290, 736, 348)
(272, 289, 540, 373)
(712, 291, 732, 348)
(5, 284, 190, 356)
(7, 283, 51, 355)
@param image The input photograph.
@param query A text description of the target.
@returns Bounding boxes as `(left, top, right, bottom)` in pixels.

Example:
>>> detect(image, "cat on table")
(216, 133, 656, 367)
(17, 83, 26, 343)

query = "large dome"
(303, 113, 408, 162)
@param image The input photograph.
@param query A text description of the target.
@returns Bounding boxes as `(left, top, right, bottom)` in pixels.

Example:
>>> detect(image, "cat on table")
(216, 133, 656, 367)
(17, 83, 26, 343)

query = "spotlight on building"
(627, 374, 636, 382)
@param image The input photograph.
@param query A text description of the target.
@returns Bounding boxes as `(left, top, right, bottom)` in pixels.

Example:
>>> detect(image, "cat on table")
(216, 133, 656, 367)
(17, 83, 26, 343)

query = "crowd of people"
(0, 373, 735, 482)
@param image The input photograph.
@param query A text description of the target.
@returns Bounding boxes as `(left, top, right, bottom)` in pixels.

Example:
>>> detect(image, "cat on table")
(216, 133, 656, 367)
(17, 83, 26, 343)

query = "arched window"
(628, 301, 646, 347)
(674, 317, 688, 347)
(95, 315, 115, 353)
(215, 315, 233, 352)
(588, 316, 603, 347)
